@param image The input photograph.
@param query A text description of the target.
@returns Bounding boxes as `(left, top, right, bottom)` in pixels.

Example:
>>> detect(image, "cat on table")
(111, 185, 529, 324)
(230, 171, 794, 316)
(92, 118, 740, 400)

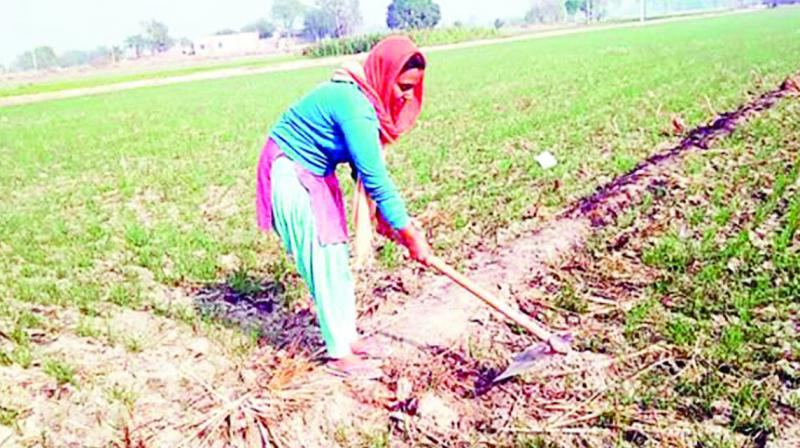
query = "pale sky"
(1, 0, 531, 67)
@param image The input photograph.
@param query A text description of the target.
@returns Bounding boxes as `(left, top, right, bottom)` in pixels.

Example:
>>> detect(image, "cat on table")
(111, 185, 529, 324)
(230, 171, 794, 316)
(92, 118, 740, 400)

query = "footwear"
(351, 338, 389, 359)
(325, 356, 383, 379)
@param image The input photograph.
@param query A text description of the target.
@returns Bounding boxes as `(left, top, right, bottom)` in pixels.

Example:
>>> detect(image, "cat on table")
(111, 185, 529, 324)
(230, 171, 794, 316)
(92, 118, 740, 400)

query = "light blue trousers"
(270, 157, 358, 358)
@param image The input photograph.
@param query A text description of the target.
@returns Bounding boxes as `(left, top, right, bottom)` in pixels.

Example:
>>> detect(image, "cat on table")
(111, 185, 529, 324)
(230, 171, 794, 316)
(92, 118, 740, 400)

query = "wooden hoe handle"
(428, 256, 555, 343)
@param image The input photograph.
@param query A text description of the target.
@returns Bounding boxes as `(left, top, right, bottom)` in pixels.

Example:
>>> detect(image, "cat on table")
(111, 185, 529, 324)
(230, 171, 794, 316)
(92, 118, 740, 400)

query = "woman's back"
(270, 81, 379, 177)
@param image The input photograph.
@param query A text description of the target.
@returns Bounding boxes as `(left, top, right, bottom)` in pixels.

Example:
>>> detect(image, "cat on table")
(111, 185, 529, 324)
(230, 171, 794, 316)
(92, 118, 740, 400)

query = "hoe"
(428, 256, 573, 382)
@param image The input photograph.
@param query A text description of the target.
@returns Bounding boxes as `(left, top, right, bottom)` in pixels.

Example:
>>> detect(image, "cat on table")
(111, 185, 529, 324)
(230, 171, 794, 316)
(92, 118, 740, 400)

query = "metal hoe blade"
(426, 256, 576, 383)
(494, 334, 573, 383)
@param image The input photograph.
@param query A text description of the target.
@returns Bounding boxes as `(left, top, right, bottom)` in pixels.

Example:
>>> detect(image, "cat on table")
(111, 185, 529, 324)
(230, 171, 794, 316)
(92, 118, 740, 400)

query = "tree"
(304, 0, 361, 39)
(215, 29, 237, 35)
(242, 19, 276, 39)
(87, 46, 111, 66)
(111, 45, 124, 63)
(350, 0, 363, 31)
(524, 0, 565, 23)
(14, 46, 58, 71)
(142, 19, 172, 54)
(494, 18, 505, 29)
(272, 0, 305, 35)
(564, 0, 583, 17)
(304, 7, 337, 40)
(386, 0, 441, 29)
(327, 0, 362, 37)
(580, 0, 608, 21)
(125, 34, 147, 58)
(58, 50, 90, 67)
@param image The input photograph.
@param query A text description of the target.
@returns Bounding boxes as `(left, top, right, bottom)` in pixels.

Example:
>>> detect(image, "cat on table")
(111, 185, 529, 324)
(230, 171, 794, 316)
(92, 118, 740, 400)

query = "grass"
(579, 98, 800, 443)
(1, 6, 800, 445)
(107, 384, 138, 413)
(0, 54, 299, 98)
(2, 10, 798, 309)
(0, 405, 20, 426)
(228, 268, 265, 296)
(43, 358, 78, 386)
(123, 335, 144, 353)
(9, 346, 32, 369)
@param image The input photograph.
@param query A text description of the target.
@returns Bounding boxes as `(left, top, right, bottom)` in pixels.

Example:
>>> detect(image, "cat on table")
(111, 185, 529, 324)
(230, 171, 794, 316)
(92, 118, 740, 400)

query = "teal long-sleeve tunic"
(269, 80, 410, 230)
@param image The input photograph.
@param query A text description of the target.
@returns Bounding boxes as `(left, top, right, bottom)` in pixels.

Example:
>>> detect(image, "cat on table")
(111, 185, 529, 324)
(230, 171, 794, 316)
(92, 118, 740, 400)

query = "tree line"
(523, 0, 768, 24)
(5, 0, 445, 73)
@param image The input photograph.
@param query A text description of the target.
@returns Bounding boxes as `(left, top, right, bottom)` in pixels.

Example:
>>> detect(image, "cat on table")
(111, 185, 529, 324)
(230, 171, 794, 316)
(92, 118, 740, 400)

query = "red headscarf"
(345, 36, 426, 145)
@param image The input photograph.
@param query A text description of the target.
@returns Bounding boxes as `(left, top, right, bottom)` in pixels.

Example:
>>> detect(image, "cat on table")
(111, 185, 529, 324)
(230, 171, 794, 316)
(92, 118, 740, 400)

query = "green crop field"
(0, 54, 300, 99)
(1, 7, 799, 447)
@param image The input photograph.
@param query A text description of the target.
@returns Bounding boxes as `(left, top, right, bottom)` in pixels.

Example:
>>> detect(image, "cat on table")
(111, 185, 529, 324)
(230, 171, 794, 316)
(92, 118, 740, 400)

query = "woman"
(256, 36, 432, 377)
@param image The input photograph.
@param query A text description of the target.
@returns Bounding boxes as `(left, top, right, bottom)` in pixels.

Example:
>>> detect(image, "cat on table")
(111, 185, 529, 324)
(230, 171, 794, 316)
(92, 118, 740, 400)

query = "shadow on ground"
(191, 270, 326, 356)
